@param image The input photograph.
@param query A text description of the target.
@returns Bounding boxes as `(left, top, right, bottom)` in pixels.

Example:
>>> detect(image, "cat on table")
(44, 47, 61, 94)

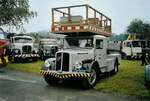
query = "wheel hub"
(88, 69, 96, 85)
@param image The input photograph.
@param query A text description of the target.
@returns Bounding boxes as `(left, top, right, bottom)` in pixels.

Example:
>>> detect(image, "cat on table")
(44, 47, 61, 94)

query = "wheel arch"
(91, 61, 101, 74)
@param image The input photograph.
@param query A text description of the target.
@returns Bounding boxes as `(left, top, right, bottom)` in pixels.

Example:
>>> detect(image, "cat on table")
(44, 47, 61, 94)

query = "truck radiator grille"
(56, 53, 69, 71)
(22, 46, 32, 53)
(56, 53, 61, 71)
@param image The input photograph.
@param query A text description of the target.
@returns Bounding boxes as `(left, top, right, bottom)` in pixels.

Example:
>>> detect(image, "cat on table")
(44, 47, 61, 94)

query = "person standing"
(141, 48, 148, 66)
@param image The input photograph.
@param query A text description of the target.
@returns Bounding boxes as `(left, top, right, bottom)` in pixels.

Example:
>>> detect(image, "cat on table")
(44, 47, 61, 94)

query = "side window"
(126, 42, 131, 47)
(96, 39, 103, 49)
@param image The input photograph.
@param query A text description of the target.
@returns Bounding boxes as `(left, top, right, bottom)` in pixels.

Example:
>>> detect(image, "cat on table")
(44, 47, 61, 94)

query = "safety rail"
(51, 4, 112, 36)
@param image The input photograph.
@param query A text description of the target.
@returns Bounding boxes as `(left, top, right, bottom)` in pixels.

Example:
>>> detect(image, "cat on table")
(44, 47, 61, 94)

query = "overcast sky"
(23, 0, 150, 34)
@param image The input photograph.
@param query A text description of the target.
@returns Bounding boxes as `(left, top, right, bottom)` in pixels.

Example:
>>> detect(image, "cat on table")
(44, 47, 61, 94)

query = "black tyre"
(113, 61, 119, 74)
(44, 75, 58, 85)
(82, 68, 97, 89)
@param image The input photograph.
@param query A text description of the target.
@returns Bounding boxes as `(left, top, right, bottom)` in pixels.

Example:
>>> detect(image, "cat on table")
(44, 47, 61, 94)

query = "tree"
(109, 33, 127, 41)
(126, 19, 150, 39)
(0, 0, 36, 30)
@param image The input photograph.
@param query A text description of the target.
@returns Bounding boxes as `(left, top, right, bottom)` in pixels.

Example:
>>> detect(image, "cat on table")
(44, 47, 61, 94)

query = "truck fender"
(82, 59, 100, 72)
(90, 61, 101, 73)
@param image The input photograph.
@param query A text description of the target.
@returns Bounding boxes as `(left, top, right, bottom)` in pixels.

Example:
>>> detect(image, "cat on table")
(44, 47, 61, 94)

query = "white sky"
(23, 0, 150, 34)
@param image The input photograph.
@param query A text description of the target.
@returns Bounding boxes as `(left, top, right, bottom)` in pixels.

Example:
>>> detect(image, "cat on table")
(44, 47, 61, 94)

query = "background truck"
(39, 38, 58, 60)
(0, 28, 9, 67)
(40, 4, 121, 88)
(121, 39, 150, 59)
(9, 34, 39, 62)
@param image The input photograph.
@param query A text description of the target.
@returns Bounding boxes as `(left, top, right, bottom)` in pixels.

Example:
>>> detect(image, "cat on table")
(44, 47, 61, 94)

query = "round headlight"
(15, 49, 19, 54)
(44, 60, 51, 68)
(73, 62, 82, 70)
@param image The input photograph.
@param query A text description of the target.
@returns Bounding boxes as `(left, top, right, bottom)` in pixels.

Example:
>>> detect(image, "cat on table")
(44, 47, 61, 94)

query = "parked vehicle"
(39, 38, 58, 60)
(145, 65, 150, 87)
(40, 5, 121, 88)
(9, 34, 39, 62)
(122, 40, 150, 59)
(0, 28, 9, 67)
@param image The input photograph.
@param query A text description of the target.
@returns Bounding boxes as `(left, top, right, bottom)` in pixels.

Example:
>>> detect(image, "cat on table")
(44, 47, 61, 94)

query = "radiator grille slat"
(62, 53, 69, 71)
(56, 53, 61, 71)
(56, 53, 69, 71)
(22, 45, 32, 53)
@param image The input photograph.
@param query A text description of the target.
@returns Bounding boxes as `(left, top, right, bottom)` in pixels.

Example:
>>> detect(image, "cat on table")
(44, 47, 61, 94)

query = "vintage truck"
(0, 28, 9, 67)
(39, 38, 58, 60)
(40, 4, 121, 88)
(122, 39, 150, 59)
(9, 34, 39, 62)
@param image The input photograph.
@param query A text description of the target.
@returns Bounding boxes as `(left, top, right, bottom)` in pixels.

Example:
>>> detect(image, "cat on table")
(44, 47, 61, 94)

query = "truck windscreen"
(132, 41, 142, 47)
(14, 38, 32, 43)
(65, 37, 93, 49)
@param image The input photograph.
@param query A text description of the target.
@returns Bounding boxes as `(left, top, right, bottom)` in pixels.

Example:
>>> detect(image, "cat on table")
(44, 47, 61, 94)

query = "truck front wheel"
(82, 68, 97, 89)
(44, 75, 58, 86)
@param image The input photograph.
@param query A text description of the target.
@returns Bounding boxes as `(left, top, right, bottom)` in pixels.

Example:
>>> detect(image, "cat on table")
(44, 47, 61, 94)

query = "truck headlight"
(44, 60, 51, 68)
(44, 58, 56, 70)
(33, 50, 38, 54)
(73, 62, 89, 72)
(73, 62, 82, 70)
(15, 50, 19, 54)
(14, 49, 20, 54)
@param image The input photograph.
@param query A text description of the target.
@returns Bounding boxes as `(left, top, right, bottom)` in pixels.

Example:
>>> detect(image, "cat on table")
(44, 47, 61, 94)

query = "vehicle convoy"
(40, 4, 121, 88)
(9, 34, 39, 62)
(122, 35, 150, 59)
(0, 28, 9, 67)
(39, 38, 58, 60)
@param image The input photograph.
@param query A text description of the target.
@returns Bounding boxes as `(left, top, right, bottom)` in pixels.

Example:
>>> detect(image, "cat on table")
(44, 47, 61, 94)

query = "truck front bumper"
(40, 70, 90, 79)
(14, 54, 39, 59)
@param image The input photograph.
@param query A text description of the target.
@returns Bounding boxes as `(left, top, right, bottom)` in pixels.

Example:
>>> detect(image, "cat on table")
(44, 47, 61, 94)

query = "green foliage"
(0, 0, 36, 29)
(109, 33, 127, 41)
(127, 19, 150, 39)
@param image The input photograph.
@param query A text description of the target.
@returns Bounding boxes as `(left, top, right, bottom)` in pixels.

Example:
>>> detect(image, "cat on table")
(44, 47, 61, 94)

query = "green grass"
(95, 60, 149, 97)
(6, 61, 44, 74)
(7, 60, 149, 97)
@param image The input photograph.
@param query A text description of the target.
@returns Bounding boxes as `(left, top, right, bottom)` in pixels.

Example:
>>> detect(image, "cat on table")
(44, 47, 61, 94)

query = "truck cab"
(122, 40, 145, 59)
(39, 38, 58, 60)
(41, 35, 121, 88)
(10, 34, 39, 62)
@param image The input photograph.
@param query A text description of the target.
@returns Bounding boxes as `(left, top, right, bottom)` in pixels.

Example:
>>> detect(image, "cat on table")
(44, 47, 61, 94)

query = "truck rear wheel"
(82, 68, 97, 89)
(44, 75, 58, 85)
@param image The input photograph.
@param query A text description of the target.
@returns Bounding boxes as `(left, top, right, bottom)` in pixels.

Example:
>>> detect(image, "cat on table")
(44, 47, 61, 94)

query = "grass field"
(6, 60, 149, 97)
(95, 60, 149, 97)
(6, 61, 44, 74)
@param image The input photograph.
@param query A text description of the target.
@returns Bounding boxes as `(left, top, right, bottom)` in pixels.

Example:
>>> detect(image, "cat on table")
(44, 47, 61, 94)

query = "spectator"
(141, 49, 148, 66)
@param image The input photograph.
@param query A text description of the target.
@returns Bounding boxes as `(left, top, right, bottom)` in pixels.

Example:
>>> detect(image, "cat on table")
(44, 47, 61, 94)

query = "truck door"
(95, 39, 106, 67)
(122, 41, 132, 56)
